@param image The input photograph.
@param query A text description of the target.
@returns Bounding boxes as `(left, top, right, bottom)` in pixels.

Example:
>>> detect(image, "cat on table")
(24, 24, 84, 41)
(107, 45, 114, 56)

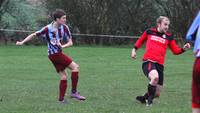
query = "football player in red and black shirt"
(131, 16, 190, 106)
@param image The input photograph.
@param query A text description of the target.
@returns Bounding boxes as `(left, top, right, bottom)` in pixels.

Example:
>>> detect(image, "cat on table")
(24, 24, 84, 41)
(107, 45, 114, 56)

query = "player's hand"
(57, 42, 63, 48)
(16, 41, 24, 46)
(183, 43, 191, 51)
(131, 48, 137, 59)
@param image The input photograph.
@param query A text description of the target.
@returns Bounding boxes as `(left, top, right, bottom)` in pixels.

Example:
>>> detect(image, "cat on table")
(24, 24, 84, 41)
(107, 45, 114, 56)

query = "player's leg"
(136, 72, 162, 103)
(192, 58, 200, 113)
(68, 61, 79, 93)
(58, 70, 68, 103)
(48, 53, 68, 103)
(136, 76, 160, 104)
(155, 85, 162, 98)
(136, 61, 158, 106)
(146, 69, 159, 106)
(136, 61, 149, 104)
(193, 108, 200, 113)
(68, 61, 86, 100)
(155, 64, 164, 98)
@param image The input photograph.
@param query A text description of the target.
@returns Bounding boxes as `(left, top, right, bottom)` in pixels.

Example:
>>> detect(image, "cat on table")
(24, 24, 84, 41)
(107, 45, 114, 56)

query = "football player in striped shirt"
(186, 11, 200, 113)
(16, 9, 86, 103)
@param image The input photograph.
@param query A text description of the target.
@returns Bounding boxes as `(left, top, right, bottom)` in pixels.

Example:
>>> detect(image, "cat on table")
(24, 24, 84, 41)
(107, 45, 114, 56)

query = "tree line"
(0, 0, 199, 45)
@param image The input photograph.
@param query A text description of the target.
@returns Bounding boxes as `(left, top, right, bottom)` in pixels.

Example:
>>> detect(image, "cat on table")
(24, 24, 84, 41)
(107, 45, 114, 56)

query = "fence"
(0, 28, 185, 46)
(0, 29, 139, 46)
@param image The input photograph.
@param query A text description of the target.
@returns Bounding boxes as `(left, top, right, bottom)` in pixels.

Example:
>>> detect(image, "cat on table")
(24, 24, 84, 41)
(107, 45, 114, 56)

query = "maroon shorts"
(48, 52, 72, 73)
(192, 58, 200, 108)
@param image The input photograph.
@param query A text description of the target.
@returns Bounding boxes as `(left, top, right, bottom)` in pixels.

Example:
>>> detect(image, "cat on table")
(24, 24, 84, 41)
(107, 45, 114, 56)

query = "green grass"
(0, 45, 194, 113)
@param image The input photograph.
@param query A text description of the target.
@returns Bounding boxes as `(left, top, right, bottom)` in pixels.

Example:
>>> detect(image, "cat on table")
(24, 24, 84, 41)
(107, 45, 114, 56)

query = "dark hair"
(52, 9, 66, 21)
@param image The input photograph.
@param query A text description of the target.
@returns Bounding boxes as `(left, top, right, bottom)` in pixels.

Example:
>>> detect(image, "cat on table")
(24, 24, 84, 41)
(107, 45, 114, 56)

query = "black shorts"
(142, 61, 164, 85)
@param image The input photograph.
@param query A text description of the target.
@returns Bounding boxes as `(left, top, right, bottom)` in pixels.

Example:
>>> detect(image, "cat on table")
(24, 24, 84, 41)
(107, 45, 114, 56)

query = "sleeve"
(35, 26, 48, 37)
(168, 39, 184, 55)
(63, 25, 72, 40)
(186, 11, 200, 41)
(134, 31, 148, 50)
(194, 27, 200, 51)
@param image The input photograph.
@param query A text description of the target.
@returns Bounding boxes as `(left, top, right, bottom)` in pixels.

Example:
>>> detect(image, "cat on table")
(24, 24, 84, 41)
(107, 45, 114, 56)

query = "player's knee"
(72, 64, 79, 71)
(154, 77, 159, 82)
(150, 76, 159, 84)
(60, 75, 67, 80)
(149, 70, 158, 80)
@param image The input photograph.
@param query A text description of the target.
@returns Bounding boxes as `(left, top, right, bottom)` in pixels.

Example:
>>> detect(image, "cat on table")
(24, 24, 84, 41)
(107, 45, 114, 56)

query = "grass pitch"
(0, 45, 194, 113)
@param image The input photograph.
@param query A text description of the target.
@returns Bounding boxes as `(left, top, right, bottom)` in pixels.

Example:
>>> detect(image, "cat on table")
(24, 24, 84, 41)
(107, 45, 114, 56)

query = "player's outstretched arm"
(169, 40, 191, 55)
(16, 32, 36, 46)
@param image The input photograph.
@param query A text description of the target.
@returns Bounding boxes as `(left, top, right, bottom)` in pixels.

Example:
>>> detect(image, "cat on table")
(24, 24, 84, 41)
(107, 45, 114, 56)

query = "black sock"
(71, 89, 76, 93)
(147, 84, 156, 102)
(143, 92, 148, 99)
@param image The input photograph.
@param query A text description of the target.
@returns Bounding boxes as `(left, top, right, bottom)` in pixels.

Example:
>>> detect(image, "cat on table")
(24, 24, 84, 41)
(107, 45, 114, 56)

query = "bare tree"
(154, 0, 200, 40)
(44, 0, 200, 45)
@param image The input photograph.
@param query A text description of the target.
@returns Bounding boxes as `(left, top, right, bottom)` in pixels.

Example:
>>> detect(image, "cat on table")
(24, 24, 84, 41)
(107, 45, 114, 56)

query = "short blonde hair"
(156, 16, 170, 24)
